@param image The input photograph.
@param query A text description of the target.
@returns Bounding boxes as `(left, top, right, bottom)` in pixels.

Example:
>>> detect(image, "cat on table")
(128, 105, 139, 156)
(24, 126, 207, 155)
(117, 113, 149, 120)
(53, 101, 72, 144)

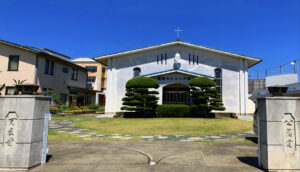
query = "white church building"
(95, 40, 261, 115)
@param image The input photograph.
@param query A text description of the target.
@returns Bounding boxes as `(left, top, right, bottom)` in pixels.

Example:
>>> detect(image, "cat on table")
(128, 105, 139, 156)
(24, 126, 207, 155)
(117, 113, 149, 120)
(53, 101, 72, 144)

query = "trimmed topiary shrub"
(121, 77, 159, 117)
(157, 104, 198, 118)
(189, 77, 225, 116)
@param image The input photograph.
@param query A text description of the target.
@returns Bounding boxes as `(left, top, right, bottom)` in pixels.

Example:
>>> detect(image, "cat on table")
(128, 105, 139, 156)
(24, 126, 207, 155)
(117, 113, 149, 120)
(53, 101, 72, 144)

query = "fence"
(248, 59, 300, 94)
(249, 59, 300, 80)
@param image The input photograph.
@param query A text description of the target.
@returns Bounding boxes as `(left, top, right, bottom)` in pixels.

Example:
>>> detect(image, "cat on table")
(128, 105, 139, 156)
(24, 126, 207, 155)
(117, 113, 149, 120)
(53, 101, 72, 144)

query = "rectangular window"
(189, 54, 191, 65)
(44, 59, 49, 74)
(193, 54, 195, 65)
(5, 86, 15, 95)
(60, 94, 67, 104)
(165, 53, 167, 64)
(102, 67, 106, 74)
(88, 77, 96, 83)
(8, 55, 19, 71)
(86, 66, 97, 73)
(161, 54, 163, 64)
(50, 61, 54, 75)
(62, 67, 68, 73)
(71, 69, 78, 81)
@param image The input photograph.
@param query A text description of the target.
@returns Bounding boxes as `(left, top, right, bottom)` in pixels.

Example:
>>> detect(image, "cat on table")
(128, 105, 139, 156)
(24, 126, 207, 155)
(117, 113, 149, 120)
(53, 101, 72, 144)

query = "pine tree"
(121, 77, 159, 117)
(189, 77, 225, 116)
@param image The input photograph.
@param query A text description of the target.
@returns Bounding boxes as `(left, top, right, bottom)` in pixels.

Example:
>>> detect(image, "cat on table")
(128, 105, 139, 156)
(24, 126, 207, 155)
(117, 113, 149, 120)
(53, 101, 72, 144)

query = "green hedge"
(156, 104, 198, 118)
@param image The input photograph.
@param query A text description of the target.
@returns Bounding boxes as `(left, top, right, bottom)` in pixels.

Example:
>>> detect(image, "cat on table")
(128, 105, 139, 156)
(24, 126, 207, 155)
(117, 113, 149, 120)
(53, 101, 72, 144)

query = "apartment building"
(0, 39, 96, 106)
(72, 57, 107, 105)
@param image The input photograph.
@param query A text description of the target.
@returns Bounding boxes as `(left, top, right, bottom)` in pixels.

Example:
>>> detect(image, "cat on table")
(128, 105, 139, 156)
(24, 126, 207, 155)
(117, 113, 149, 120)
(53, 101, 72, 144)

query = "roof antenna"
(174, 27, 182, 41)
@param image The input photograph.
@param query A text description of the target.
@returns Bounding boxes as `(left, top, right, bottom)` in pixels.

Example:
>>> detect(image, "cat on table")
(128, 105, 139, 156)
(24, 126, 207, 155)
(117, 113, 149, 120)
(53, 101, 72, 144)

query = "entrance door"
(163, 83, 190, 105)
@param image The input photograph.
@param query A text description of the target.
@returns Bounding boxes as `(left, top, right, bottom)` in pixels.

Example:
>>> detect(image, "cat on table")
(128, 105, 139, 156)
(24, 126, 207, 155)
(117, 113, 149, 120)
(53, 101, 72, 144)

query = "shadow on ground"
(237, 157, 262, 170)
(245, 136, 258, 144)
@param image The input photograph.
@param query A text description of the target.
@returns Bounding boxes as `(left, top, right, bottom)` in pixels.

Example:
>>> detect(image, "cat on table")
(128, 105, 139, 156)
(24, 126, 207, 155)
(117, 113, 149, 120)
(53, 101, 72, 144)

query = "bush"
(156, 104, 198, 118)
(45, 90, 63, 106)
(189, 77, 225, 115)
(126, 77, 159, 88)
(88, 104, 101, 110)
(122, 77, 159, 117)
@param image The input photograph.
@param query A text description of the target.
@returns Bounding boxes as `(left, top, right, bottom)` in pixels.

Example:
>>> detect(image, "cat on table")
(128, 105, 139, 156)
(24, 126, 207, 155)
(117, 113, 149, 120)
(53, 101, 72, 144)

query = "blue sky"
(1, 0, 299, 76)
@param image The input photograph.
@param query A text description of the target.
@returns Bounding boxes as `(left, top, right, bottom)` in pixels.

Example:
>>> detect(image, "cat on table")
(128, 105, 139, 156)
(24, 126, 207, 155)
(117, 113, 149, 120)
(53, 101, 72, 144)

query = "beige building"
(0, 39, 95, 106)
(72, 57, 107, 105)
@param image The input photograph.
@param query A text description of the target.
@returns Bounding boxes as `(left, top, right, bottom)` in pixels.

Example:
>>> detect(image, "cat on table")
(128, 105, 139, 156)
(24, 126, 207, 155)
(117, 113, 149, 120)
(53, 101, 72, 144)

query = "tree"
(121, 77, 159, 117)
(13, 79, 27, 85)
(0, 84, 5, 95)
(189, 77, 225, 115)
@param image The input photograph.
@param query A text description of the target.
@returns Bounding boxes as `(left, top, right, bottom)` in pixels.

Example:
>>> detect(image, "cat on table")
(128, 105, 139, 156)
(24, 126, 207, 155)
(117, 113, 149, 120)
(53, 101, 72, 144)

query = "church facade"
(95, 41, 261, 115)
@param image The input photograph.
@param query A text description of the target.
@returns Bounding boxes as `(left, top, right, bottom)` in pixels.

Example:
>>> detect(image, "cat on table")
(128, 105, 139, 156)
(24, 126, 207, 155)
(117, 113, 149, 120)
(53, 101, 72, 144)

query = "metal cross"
(174, 27, 182, 40)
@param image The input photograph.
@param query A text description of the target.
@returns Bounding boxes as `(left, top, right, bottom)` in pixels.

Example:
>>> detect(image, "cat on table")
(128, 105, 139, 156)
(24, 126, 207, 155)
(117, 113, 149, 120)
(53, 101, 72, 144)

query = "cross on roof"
(174, 27, 182, 41)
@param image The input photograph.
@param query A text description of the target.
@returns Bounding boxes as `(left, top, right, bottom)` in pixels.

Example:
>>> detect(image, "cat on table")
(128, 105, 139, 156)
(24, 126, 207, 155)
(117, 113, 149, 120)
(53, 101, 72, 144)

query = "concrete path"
(31, 141, 263, 172)
(50, 118, 256, 142)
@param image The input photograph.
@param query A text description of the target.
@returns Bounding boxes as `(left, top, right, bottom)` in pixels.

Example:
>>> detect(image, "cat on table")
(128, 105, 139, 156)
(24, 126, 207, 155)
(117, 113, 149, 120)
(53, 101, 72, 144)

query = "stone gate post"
(257, 96, 300, 171)
(0, 95, 50, 170)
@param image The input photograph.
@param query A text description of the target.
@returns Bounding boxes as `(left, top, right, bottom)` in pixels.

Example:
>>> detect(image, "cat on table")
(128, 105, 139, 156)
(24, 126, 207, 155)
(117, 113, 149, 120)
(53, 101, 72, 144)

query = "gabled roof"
(94, 40, 262, 68)
(0, 39, 87, 71)
(140, 68, 214, 78)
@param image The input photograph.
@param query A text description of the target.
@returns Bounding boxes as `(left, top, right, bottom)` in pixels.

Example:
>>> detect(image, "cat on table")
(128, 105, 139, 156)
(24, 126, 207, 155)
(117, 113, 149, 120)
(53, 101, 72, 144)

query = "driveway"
(31, 141, 263, 172)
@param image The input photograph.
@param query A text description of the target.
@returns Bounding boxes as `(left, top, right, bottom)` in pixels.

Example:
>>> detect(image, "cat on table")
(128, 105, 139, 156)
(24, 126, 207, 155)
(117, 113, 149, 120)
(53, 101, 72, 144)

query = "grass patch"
(71, 118, 252, 136)
(48, 129, 141, 142)
(51, 115, 94, 121)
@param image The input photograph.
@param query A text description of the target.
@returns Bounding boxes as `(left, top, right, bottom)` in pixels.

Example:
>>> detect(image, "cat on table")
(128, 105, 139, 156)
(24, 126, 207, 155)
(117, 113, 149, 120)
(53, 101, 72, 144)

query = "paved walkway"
(31, 141, 263, 172)
(50, 118, 256, 142)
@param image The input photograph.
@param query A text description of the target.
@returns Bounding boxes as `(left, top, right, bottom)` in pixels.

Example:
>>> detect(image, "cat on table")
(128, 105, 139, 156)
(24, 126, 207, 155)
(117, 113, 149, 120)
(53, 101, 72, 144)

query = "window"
(88, 77, 96, 83)
(8, 55, 19, 71)
(193, 54, 195, 65)
(71, 69, 78, 81)
(44, 59, 49, 74)
(197, 56, 199, 65)
(50, 61, 54, 75)
(157, 77, 161, 80)
(5, 86, 15, 95)
(62, 67, 68, 73)
(44, 59, 54, 75)
(133, 67, 141, 77)
(60, 94, 67, 104)
(161, 54, 163, 64)
(165, 53, 167, 64)
(86, 66, 97, 73)
(215, 68, 222, 99)
(102, 67, 106, 74)
(157, 55, 159, 64)
(189, 54, 191, 65)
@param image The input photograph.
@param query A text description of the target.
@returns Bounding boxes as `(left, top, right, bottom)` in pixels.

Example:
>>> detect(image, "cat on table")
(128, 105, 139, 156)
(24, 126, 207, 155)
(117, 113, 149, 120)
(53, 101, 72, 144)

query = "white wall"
(105, 44, 247, 114)
(265, 74, 298, 87)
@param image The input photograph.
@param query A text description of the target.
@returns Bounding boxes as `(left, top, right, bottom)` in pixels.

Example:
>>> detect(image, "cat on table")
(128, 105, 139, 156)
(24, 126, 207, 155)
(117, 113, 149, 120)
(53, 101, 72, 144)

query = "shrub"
(189, 77, 225, 116)
(126, 77, 159, 88)
(121, 77, 159, 117)
(45, 90, 63, 106)
(88, 104, 100, 110)
(156, 104, 198, 118)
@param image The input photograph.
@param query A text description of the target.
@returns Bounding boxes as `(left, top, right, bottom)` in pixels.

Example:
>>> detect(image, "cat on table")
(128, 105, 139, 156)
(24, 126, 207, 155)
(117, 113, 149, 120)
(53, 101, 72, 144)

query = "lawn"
(70, 118, 252, 136)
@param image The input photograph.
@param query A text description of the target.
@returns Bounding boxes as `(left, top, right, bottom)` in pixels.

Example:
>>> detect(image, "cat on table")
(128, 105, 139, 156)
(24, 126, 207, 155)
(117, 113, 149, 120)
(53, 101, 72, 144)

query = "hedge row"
(157, 104, 198, 118)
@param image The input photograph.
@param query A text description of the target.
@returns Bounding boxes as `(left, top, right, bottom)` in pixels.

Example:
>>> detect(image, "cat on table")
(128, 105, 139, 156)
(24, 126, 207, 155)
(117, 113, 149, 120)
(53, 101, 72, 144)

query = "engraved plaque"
(3, 112, 18, 154)
(282, 113, 296, 155)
